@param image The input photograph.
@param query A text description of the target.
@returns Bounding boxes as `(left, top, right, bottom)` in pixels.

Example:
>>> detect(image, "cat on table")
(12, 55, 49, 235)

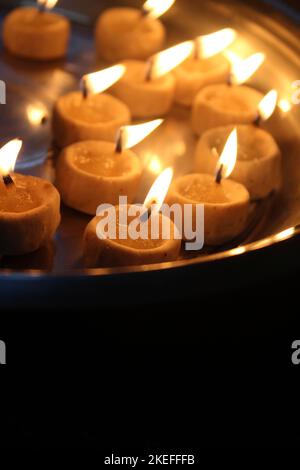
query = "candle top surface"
(100, 206, 170, 250)
(7, 7, 65, 28)
(58, 92, 129, 124)
(0, 174, 41, 213)
(175, 174, 248, 204)
(70, 142, 137, 177)
(200, 84, 263, 114)
(207, 125, 278, 162)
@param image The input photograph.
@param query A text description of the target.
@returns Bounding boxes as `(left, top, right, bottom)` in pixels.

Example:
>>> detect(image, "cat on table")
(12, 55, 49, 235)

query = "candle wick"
(2, 174, 14, 188)
(81, 78, 88, 99)
(253, 113, 261, 127)
(140, 7, 149, 18)
(115, 129, 124, 154)
(145, 59, 154, 82)
(193, 39, 201, 60)
(215, 164, 223, 184)
(227, 73, 234, 87)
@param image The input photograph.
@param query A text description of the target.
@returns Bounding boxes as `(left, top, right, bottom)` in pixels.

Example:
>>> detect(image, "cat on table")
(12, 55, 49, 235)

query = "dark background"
(0, 0, 300, 452)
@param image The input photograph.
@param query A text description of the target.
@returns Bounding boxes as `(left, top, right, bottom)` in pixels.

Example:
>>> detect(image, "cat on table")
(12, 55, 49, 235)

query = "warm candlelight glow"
(26, 104, 47, 126)
(147, 154, 163, 175)
(195, 28, 236, 59)
(258, 89, 278, 121)
(37, 0, 58, 10)
(143, 167, 173, 212)
(143, 0, 175, 19)
(273, 227, 295, 242)
(117, 119, 163, 152)
(149, 41, 194, 79)
(215, 128, 238, 181)
(0, 139, 23, 176)
(82, 65, 126, 95)
(230, 52, 265, 85)
(278, 98, 292, 113)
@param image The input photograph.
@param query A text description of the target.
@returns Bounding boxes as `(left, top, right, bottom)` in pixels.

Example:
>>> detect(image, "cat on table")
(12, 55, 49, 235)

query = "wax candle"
(53, 65, 131, 148)
(0, 139, 60, 256)
(191, 53, 266, 135)
(173, 29, 235, 106)
(83, 168, 181, 267)
(3, 1, 70, 61)
(95, 0, 175, 62)
(111, 41, 194, 118)
(56, 120, 163, 215)
(194, 90, 281, 199)
(167, 129, 250, 245)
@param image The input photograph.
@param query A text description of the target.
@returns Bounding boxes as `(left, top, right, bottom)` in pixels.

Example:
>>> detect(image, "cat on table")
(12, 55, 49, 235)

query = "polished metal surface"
(0, 0, 300, 278)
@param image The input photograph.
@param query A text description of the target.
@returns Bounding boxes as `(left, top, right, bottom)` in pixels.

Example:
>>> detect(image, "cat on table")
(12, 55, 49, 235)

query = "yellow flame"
(230, 52, 265, 85)
(258, 89, 278, 121)
(143, 0, 175, 19)
(149, 41, 194, 79)
(195, 28, 236, 59)
(147, 154, 163, 175)
(26, 104, 47, 126)
(143, 167, 173, 212)
(278, 98, 291, 113)
(37, 0, 58, 10)
(82, 65, 126, 95)
(0, 139, 23, 176)
(117, 119, 163, 151)
(216, 128, 237, 179)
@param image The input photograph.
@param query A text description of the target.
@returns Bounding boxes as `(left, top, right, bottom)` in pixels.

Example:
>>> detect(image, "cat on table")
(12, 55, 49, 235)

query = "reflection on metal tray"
(1, 0, 300, 280)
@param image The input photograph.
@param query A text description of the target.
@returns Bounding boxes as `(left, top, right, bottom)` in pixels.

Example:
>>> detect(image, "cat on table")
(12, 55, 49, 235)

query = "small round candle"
(195, 124, 281, 200)
(83, 168, 181, 267)
(3, 1, 70, 61)
(56, 141, 142, 216)
(168, 129, 250, 245)
(94, 0, 175, 62)
(191, 53, 265, 135)
(173, 29, 235, 106)
(56, 120, 163, 215)
(111, 41, 194, 118)
(53, 65, 131, 148)
(0, 140, 60, 256)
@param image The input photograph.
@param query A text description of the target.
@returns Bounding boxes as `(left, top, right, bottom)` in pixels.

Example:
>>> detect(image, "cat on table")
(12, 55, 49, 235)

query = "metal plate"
(1, 0, 300, 282)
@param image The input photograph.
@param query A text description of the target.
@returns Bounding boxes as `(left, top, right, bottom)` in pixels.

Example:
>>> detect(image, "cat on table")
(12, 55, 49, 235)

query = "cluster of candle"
(0, 0, 284, 268)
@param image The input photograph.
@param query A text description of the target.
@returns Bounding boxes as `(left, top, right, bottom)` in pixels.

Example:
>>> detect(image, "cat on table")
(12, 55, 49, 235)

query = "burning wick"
(0, 138, 23, 189)
(115, 119, 163, 154)
(141, 0, 176, 19)
(141, 167, 173, 222)
(145, 58, 154, 81)
(2, 174, 14, 187)
(227, 52, 265, 87)
(81, 77, 88, 99)
(115, 128, 125, 153)
(214, 128, 238, 184)
(253, 89, 278, 126)
(38, 1, 47, 13)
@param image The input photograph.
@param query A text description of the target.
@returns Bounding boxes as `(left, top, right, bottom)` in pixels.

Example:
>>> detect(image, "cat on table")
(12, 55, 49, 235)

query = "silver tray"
(0, 0, 300, 303)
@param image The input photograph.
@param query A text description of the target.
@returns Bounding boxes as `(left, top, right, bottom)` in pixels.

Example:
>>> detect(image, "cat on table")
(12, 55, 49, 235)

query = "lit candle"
(95, 0, 175, 62)
(56, 119, 163, 215)
(167, 129, 250, 245)
(83, 167, 181, 267)
(111, 41, 194, 118)
(173, 29, 236, 106)
(53, 65, 131, 148)
(2, 1, 70, 61)
(0, 139, 60, 256)
(191, 53, 266, 135)
(194, 90, 281, 199)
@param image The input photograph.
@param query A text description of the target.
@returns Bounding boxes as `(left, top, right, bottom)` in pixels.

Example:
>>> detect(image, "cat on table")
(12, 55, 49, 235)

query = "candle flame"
(82, 65, 126, 95)
(230, 52, 265, 85)
(215, 128, 237, 180)
(0, 139, 23, 176)
(26, 104, 47, 126)
(117, 119, 163, 151)
(149, 41, 194, 79)
(143, 167, 173, 212)
(195, 28, 236, 59)
(37, 0, 58, 10)
(143, 0, 175, 19)
(258, 89, 278, 121)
